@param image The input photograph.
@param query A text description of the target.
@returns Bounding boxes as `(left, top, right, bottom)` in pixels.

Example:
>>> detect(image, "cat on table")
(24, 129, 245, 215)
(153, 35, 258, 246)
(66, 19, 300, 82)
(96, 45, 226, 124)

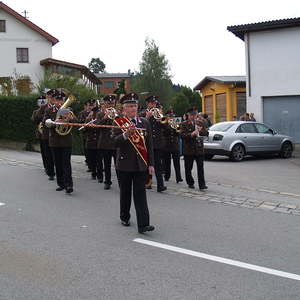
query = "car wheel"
(279, 142, 293, 158)
(204, 154, 214, 160)
(230, 144, 245, 162)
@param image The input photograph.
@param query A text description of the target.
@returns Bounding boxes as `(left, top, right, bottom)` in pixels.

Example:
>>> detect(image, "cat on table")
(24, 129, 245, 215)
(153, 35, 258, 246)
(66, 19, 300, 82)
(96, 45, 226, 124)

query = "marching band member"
(143, 95, 167, 192)
(84, 99, 103, 181)
(95, 95, 117, 190)
(43, 91, 77, 194)
(180, 108, 208, 190)
(78, 100, 91, 171)
(112, 93, 155, 234)
(32, 89, 57, 180)
(31, 95, 48, 176)
(162, 109, 183, 183)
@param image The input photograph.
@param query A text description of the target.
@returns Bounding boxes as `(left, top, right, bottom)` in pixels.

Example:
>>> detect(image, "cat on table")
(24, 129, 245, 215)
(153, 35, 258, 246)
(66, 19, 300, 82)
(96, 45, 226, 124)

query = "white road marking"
(134, 238, 300, 281)
(0, 202, 6, 206)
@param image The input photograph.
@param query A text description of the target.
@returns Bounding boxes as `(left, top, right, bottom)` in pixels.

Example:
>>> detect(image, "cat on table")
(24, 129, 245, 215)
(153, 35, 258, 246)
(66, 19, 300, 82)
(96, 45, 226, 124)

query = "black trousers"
(118, 171, 150, 228)
(154, 149, 164, 189)
(52, 147, 73, 188)
(184, 155, 206, 188)
(98, 149, 115, 185)
(86, 148, 103, 179)
(82, 137, 89, 166)
(162, 151, 182, 181)
(40, 139, 55, 177)
(39, 139, 47, 171)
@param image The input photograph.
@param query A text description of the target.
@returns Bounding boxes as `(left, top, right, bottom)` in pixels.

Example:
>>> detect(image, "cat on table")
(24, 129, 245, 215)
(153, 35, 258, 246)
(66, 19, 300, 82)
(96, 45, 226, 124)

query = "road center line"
(133, 238, 300, 281)
(0, 202, 6, 206)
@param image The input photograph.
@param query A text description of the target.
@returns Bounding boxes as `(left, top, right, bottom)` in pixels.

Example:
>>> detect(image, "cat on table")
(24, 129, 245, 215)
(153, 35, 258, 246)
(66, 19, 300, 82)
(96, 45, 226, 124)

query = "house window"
(16, 48, 29, 63)
(0, 20, 6, 32)
(103, 81, 114, 88)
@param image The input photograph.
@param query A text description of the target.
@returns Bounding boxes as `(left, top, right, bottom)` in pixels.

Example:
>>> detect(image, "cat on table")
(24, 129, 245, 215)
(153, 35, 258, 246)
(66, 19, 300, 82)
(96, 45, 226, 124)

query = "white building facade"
(228, 19, 300, 142)
(0, 2, 58, 89)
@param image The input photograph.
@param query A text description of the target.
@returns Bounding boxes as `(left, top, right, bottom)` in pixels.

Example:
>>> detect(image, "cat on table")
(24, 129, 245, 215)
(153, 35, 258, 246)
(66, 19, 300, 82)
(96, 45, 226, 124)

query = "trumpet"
(106, 107, 118, 120)
(147, 108, 167, 124)
(168, 118, 181, 132)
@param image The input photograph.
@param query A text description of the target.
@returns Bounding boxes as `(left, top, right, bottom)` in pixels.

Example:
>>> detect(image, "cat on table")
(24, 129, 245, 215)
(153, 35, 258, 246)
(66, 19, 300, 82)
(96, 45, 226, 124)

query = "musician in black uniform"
(78, 100, 91, 171)
(162, 109, 183, 183)
(180, 108, 208, 190)
(112, 93, 155, 234)
(33, 89, 57, 180)
(31, 95, 48, 175)
(43, 91, 77, 194)
(95, 95, 117, 190)
(143, 95, 167, 192)
(84, 99, 103, 181)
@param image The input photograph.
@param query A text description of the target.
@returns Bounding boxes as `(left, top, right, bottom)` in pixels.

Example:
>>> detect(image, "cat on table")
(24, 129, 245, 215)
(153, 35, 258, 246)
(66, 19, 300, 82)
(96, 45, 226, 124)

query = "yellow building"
(194, 76, 246, 123)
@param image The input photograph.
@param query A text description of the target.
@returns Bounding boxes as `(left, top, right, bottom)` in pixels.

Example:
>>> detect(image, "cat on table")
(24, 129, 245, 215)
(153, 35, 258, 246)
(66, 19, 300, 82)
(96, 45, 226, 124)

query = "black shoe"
(65, 187, 73, 194)
(199, 185, 208, 190)
(91, 175, 96, 180)
(157, 186, 167, 193)
(87, 169, 92, 173)
(188, 185, 195, 189)
(56, 186, 64, 191)
(164, 178, 169, 182)
(121, 220, 130, 227)
(98, 178, 103, 183)
(104, 184, 111, 190)
(138, 225, 155, 234)
(48, 176, 55, 181)
(146, 185, 152, 190)
(176, 179, 183, 183)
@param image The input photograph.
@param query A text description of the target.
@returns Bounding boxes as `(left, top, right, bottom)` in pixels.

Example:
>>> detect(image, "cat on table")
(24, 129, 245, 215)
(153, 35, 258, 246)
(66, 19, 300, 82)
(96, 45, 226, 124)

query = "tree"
(88, 58, 106, 74)
(37, 71, 98, 103)
(132, 38, 174, 107)
(170, 92, 190, 117)
(177, 85, 202, 112)
(173, 84, 202, 111)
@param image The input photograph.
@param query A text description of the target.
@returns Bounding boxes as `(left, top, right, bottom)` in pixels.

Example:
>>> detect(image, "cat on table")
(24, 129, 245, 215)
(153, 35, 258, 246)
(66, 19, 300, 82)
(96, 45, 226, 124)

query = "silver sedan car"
(204, 121, 295, 161)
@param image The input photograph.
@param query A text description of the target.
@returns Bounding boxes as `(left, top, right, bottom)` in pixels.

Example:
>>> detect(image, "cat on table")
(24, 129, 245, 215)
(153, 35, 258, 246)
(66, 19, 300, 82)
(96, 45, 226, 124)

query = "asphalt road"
(1, 150, 300, 299)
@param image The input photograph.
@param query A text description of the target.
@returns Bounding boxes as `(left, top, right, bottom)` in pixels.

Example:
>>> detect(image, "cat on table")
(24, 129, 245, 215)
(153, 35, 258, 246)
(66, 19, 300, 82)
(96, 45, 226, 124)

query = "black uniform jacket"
(180, 120, 208, 156)
(112, 117, 154, 172)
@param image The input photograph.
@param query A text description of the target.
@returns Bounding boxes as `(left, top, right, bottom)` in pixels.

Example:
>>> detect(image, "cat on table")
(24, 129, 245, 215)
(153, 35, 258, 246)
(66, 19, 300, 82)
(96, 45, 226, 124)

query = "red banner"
(114, 117, 148, 166)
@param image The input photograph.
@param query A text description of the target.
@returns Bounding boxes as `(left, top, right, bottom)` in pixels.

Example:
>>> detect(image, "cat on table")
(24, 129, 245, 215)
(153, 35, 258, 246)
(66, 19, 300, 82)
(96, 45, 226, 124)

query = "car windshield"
(209, 123, 234, 132)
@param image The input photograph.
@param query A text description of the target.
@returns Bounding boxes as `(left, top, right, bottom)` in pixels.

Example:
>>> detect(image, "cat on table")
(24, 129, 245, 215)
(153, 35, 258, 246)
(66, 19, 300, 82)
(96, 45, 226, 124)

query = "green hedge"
(0, 96, 85, 154)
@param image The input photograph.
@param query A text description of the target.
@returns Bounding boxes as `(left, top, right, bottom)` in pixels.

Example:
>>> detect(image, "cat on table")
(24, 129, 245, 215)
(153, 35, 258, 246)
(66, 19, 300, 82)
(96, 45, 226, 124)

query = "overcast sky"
(7, 0, 300, 88)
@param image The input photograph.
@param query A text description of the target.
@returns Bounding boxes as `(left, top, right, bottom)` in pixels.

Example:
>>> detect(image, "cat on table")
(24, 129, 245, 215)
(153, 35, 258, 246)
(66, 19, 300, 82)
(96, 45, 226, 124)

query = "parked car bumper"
(204, 143, 231, 156)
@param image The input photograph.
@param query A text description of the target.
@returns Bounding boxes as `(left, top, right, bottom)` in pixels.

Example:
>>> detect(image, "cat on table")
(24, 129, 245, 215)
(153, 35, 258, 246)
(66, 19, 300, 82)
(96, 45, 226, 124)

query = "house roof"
(40, 58, 100, 85)
(0, 2, 59, 45)
(227, 17, 300, 41)
(95, 73, 132, 79)
(194, 76, 246, 90)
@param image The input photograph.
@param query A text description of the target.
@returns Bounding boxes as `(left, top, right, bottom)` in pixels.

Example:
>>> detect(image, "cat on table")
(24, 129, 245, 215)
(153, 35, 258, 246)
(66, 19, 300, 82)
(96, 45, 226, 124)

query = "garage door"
(263, 96, 300, 143)
(216, 93, 226, 122)
(204, 95, 213, 120)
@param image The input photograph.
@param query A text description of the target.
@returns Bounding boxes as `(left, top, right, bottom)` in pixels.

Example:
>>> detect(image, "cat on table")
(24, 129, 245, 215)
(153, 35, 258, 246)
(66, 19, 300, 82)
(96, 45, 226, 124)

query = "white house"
(228, 18, 300, 143)
(0, 2, 58, 89)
